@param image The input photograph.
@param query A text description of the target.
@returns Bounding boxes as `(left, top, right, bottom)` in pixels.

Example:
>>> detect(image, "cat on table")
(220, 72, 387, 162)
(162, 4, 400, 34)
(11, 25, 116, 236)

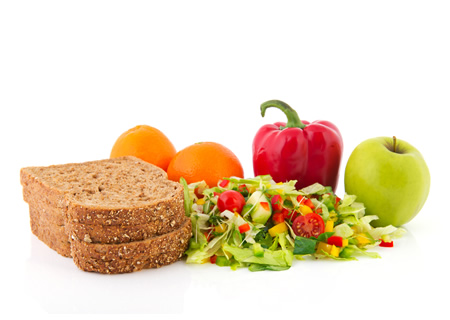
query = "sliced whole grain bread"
(21, 156, 184, 226)
(20, 156, 191, 273)
(66, 214, 186, 244)
(71, 217, 191, 274)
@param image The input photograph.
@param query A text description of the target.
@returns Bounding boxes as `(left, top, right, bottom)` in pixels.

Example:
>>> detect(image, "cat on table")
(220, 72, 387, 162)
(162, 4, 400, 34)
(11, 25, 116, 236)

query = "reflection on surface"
(26, 236, 192, 314)
(25, 225, 424, 314)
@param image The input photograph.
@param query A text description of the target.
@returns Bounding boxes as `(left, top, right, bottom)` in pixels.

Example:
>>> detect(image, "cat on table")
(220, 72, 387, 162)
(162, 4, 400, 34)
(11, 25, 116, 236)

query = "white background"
(1, 1, 449, 318)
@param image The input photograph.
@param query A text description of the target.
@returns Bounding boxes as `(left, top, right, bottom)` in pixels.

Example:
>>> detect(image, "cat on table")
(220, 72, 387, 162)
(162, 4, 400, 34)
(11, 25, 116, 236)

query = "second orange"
(167, 142, 244, 187)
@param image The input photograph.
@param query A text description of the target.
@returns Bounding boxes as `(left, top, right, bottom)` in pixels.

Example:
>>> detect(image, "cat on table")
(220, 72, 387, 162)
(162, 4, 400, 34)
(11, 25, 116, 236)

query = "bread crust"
(70, 218, 191, 274)
(66, 211, 186, 244)
(66, 193, 184, 226)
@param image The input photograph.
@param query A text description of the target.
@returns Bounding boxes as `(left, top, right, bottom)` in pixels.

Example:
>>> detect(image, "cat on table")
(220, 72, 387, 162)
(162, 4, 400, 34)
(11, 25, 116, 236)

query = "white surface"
(1, 1, 449, 318)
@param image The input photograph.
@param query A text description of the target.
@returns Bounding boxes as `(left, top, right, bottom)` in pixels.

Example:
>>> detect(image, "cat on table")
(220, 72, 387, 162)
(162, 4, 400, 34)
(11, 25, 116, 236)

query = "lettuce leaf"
(222, 243, 292, 269)
(180, 177, 192, 216)
(340, 245, 381, 259)
(300, 183, 328, 195)
(333, 223, 354, 238)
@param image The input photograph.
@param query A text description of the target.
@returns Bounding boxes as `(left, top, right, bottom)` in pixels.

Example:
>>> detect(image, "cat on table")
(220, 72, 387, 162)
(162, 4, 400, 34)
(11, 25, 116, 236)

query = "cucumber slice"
(253, 243, 265, 257)
(246, 191, 272, 224)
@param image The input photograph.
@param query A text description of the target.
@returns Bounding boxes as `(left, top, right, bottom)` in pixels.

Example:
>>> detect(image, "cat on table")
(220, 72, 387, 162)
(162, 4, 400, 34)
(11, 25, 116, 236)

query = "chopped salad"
(181, 175, 406, 271)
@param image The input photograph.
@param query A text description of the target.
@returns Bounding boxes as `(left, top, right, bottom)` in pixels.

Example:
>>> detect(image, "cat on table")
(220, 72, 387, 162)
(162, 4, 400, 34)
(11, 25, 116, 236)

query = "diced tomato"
(239, 223, 250, 233)
(214, 192, 221, 197)
(218, 179, 230, 188)
(292, 213, 325, 238)
(287, 210, 299, 222)
(380, 240, 394, 247)
(272, 212, 285, 224)
(305, 199, 315, 209)
(210, 255, 217, 264)
(327, 235, 344, 247)
(271, 195, 283, 212)
(260, 202, 270, 211)
(297, 195, 315, 209)
(280, 208, 290, 219)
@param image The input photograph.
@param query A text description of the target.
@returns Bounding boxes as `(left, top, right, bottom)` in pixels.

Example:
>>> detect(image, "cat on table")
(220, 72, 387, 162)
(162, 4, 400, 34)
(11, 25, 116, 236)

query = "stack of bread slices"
(20, 156, 191, 274)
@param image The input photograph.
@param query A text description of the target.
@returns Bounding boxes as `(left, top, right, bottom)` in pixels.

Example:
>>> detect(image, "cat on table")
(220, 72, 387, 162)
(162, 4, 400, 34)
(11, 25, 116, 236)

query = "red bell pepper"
(379, 240, 394, 247)
(327, 235, 344, 247)
(238, 223, 250, 233)
(252, 100, 343, 191)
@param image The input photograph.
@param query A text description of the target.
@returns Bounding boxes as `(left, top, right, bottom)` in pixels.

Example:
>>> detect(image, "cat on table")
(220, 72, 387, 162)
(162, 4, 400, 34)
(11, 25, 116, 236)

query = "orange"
(110, 125, 176, 171)
(167, 142, 244, 187)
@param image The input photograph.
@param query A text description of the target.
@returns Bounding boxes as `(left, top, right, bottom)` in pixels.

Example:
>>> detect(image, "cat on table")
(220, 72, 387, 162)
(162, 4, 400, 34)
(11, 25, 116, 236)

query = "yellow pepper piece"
(325, 220, 334, 233)
(268, 222, 288, 237)
(196, 198, 205, 205)
(214, 223, 227, 233)
(342, 239, 349, 247)
(316, 242, 340, 257)
(316, 242, 331, 255)
(355, 233, 371, 246)
(299, 205, 313, 215)
(330, 245, 340, 257)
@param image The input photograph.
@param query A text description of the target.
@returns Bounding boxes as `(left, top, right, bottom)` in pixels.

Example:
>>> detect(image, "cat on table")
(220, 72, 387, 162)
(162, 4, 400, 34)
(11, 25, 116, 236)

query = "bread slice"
(21, 156, 184, 226)
(71, 217, 191, 274)
(20, 156, 191, 272)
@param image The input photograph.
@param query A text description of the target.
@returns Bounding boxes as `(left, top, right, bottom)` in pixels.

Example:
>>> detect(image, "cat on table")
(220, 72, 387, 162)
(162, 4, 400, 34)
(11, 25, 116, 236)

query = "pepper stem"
(260, 100, 307, 129)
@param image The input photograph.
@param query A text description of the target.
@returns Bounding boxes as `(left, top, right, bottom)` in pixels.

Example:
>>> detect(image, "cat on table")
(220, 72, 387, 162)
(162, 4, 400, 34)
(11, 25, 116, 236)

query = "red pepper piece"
(380, 240, 394, 247)
(327, 235, 344, 247)
(218, 179, 229, 188)
(252, 100, 343, 191)
(335, 196, 341, 209)
(210, 255, 217, 264)
(260, 202, 270, 211)
(239, 223, 250, 233)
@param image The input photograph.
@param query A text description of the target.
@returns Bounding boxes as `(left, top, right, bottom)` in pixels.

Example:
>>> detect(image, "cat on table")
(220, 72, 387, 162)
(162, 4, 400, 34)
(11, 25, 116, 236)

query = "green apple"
(344, 136, 430, 227)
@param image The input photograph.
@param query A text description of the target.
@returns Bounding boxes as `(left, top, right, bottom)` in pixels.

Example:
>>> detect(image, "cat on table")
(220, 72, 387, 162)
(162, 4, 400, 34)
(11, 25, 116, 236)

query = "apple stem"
(393, 136, 397, 153)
